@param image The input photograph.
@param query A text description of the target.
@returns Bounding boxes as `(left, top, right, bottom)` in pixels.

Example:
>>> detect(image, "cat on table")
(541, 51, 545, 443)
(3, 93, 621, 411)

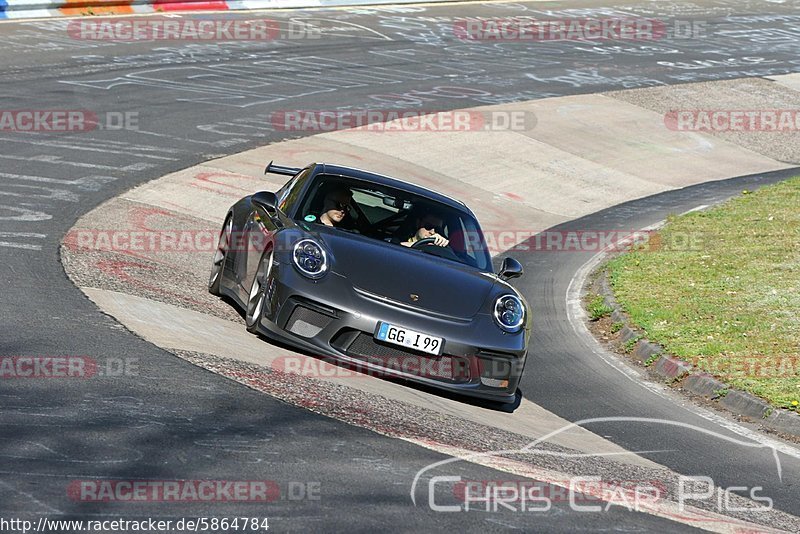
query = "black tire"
(208, 215, 233, 296)
(245, 248, 274, 333)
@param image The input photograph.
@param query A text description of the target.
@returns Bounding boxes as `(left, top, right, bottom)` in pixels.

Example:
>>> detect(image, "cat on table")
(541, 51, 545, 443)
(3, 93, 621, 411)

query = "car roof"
(316, 163, 470, 213)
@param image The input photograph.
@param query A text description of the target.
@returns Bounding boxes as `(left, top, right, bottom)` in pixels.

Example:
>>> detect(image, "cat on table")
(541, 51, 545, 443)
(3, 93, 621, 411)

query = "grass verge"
(587, 295, 613, 321)
(606, 177, 800, 410)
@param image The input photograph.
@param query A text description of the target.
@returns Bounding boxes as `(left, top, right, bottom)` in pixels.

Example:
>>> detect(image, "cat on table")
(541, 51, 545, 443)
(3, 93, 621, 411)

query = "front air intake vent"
(285, 306, 332, 338)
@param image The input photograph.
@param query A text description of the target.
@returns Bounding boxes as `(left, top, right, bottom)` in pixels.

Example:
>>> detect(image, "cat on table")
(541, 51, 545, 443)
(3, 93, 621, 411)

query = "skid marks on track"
(0, 135, 182, 251)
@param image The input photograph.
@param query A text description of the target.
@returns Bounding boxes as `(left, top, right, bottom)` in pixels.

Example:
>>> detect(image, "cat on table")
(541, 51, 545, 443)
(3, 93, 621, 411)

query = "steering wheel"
(411, 237, 438, 249)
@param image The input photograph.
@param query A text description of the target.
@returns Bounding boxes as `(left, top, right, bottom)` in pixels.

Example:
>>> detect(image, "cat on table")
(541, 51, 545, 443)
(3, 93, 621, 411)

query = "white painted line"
(0, 232, 47, 238)
(0, 153, 150, 172)
(0, 136, 178, 161)
(0, 242, 43, 250)
(681, 204, 710, 215)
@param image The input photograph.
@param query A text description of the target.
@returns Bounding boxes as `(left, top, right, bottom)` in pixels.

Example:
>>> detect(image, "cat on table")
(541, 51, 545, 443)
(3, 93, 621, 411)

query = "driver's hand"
(432, 233, 449, 247)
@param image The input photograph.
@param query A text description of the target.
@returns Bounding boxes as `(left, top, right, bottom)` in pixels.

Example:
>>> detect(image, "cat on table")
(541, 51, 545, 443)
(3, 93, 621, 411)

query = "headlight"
(493, 294, 525, 332)
(292, 239, 328, 279)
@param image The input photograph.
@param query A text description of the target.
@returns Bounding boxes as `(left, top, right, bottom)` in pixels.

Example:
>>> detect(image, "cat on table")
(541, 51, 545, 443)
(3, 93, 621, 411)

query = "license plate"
(375, 322, 444, 356)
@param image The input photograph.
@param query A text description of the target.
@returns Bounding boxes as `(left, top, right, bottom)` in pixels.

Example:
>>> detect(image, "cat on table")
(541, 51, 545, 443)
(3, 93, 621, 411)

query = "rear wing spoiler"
(265, 160, 302, 177)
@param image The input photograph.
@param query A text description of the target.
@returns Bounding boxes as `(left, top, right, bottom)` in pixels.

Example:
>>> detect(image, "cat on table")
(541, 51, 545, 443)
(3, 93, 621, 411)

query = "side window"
(277, 168, 311, 213)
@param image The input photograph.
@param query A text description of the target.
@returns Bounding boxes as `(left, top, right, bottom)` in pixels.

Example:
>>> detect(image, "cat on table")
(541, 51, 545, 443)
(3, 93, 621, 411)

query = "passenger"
(401, 213, 449, 247)
(320, 188, 353, 227)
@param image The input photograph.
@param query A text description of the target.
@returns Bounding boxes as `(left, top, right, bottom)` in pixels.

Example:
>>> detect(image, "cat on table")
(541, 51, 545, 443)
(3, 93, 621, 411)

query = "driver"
(320, 187, 353, 227)
(401, 213, 449, 247)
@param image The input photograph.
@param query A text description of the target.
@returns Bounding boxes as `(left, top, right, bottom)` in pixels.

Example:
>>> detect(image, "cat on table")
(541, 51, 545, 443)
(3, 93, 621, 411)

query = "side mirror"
(251, 191, 278, 214)
(498, 257, 523, 281)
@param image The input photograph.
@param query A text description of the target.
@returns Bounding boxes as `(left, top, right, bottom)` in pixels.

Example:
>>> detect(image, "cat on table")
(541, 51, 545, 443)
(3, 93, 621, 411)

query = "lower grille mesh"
(285, 306, 332, 338)
(346, 333, 469, 382)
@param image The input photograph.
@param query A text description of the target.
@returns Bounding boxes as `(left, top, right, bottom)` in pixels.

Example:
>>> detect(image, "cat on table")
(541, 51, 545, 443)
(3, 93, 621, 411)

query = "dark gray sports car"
(208, 162, 530, 403)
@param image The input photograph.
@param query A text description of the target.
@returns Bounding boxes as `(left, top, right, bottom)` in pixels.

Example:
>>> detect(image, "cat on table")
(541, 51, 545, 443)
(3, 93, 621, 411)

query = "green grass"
(588, 295, 613, 321)
(644, 353, 660, 367)
(623, 336, 641, 353)
(607, 177, 800, 409)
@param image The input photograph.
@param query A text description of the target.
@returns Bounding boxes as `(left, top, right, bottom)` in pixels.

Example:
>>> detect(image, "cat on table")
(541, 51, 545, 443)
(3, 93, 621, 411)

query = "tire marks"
(0, 135, 179, 251)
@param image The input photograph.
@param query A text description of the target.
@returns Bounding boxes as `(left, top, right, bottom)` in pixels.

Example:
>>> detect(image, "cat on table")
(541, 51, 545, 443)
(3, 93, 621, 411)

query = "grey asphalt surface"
(2, 0, 800, 530)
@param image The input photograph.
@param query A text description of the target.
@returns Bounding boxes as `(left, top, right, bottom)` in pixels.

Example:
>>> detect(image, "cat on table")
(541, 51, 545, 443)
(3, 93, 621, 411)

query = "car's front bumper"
(255, 261, 529, 403)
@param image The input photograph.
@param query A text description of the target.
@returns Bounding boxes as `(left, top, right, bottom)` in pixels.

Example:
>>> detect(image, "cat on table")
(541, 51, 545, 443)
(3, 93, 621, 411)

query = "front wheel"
(246, 248, 274, 333)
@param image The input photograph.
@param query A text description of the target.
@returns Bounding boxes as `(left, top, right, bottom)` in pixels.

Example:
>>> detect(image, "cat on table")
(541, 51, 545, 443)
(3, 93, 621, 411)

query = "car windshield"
(295, 174, 492, 271)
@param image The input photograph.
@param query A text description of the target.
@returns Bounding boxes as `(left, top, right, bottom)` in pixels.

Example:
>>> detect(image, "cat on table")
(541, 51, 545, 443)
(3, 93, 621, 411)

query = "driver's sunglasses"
(327, 200, 350, 211)
(422, 222, 443, 233)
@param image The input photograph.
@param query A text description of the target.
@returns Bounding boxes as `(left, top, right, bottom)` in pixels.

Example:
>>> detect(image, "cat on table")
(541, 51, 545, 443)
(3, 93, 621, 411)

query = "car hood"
(314, 228, 497, 319)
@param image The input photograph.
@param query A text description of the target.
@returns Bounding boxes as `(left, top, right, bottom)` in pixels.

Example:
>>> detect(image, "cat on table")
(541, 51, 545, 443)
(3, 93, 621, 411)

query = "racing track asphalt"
(1, 0, 800, 529)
